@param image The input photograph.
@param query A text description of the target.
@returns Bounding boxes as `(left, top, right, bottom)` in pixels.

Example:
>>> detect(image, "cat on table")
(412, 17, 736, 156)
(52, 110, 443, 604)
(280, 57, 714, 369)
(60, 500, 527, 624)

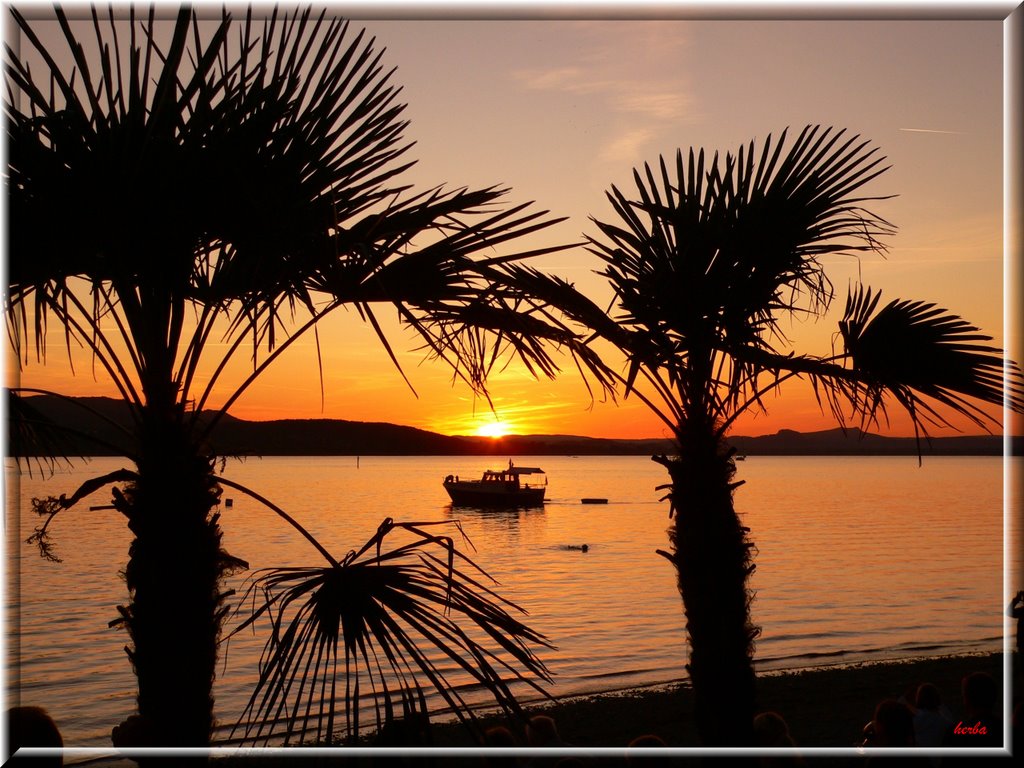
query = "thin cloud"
(620, 92, 690, 121)
(512, 67, 687, 164)
(515, 66, 689, 121)
(518, 66, 587, 91)
(600, 128, 657, 164)
(899, 127, 965, 135)
(510, 23, 695, 171)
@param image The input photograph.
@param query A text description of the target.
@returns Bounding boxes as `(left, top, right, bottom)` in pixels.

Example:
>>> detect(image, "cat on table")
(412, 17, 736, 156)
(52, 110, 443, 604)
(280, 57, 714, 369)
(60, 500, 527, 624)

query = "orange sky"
(4, 15, 1020, 440)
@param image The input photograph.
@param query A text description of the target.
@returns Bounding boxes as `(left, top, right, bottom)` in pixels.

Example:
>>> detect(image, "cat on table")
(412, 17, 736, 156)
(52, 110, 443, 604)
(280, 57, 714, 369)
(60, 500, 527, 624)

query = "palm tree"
(5, 7, 593, 748)
(508, 125, 1024, 745)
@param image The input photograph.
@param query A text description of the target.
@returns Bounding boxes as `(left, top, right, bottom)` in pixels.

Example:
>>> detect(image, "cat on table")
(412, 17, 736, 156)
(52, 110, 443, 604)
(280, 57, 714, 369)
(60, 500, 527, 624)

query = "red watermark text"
(953, 721, 988, 736)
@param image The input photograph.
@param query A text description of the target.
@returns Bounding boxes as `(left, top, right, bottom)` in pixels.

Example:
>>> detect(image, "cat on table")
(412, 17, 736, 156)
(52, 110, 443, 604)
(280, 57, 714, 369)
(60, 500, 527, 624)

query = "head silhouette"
(754, 711, 795, 747)
(872, 699, 915, 747)
(483, 725, 518, 748)
(526, 715, 561, 747)
(915, 682, 942, 712)
(7, 706, 63, 766)
(962, 672, 998, 719)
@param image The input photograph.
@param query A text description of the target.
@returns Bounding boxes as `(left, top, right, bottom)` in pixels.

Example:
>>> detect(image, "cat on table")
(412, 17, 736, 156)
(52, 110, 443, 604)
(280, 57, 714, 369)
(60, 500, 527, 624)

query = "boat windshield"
(480, 466, 546, 487)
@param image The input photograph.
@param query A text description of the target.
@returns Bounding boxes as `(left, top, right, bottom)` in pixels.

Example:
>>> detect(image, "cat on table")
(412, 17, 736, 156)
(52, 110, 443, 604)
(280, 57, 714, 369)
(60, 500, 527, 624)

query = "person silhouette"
(867, 699, 915, 747)
(526, 715, 565, 748)
(912, 682, 953, 747)
(753, 711, 804, 767)
(944, 671, 1002, 747)
(524, 715, 567, 768)
(483, 725, 521, 768)
(7, 706, 63, 766)
(625, 734, 668, 768)
(1007, 590, 1024, 653)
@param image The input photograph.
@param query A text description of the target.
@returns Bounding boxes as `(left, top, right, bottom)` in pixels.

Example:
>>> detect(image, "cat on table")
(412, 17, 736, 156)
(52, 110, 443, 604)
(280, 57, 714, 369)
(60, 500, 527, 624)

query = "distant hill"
(727, 427, 1015, 457)
(7, 393, 1018, 457)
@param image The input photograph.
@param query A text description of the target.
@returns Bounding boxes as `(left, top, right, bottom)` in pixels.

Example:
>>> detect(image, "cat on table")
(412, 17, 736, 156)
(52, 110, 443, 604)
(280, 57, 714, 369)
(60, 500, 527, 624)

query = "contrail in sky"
(899, 127, 964, 135)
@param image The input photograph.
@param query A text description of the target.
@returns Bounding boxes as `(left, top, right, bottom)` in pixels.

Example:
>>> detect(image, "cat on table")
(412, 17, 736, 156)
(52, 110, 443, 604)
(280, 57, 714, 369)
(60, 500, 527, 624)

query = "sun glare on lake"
(476, 421, 513, 438)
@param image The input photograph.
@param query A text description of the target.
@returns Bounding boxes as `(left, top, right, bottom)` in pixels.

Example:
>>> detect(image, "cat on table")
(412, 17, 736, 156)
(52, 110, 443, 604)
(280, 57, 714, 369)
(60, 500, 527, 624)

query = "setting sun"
(476, 421, 514, 438)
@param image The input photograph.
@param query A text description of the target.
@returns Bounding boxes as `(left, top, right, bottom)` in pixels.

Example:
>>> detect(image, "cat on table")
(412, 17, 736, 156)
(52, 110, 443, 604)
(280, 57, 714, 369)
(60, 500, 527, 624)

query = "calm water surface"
(4, 454, 1015, 750)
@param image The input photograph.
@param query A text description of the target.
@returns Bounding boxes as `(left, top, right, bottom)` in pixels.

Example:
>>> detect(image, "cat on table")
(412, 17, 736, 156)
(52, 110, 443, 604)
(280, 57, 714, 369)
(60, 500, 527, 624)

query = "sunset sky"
(4, 6, 1018, 440)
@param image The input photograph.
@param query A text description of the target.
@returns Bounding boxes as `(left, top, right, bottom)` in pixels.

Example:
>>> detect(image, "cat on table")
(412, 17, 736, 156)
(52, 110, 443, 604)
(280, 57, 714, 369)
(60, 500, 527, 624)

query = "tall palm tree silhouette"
(5, 7, 593, 748)
(509, 125, 1024, 744)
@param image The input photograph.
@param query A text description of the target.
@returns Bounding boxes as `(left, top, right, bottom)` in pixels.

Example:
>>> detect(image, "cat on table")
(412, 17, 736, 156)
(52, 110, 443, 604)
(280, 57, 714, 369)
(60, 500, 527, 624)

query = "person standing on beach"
(1008, 590, 1024, 654)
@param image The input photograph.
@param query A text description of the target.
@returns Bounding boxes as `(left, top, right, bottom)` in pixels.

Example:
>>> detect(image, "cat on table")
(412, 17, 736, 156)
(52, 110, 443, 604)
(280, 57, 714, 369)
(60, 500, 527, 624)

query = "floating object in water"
(225, 498, 233, 508)
(581, 498, 608, 504)
(566, 544, 589, 552)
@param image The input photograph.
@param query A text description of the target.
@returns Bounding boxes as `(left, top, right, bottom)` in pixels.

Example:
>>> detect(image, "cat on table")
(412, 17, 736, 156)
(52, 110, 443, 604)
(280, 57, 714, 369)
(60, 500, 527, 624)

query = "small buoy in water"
(581, 498, 608, 504)
(225, 499, 233, 508)
(581, 544, 589, 553)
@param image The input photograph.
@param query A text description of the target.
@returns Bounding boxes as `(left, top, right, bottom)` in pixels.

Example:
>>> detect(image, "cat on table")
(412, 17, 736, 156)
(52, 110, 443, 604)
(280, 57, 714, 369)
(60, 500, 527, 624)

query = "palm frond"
(6, 388, 134, 472)
(492, 263, 664, 403)
(8, 8, 570, 750)
(25, 467, 139, 562)
(228, 518, 553, 746)
(7, 389, 78, 477)
(837, 285, 1023, 433)
(585, 127, 1013, 443)
(592, 127, 894, 350)
(6, 7, 583, 437)
(581, 126, 898, 427)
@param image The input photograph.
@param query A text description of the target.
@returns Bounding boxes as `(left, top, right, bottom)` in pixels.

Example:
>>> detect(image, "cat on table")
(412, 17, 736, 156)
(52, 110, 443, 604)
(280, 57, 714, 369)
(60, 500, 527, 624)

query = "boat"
(443, 460, 547, 507)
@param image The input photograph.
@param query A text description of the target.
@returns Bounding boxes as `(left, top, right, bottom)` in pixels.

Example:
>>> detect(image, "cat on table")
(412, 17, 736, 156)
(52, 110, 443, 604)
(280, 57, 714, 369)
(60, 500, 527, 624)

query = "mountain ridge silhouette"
(8, 394, 1017, 457)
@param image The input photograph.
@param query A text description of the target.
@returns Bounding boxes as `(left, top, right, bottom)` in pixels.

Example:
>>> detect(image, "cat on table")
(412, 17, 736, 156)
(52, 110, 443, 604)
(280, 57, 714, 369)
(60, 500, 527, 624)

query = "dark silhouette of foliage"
(228, 517, 552, 746)
(508, 125, 1023, 744)
(4, 6, 591, 748)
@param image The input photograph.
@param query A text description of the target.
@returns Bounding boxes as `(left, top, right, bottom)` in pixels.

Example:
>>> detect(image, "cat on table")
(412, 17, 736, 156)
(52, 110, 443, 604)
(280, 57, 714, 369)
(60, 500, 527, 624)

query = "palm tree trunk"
(114, 397, 227, 748)
(656, 427, 759, 746)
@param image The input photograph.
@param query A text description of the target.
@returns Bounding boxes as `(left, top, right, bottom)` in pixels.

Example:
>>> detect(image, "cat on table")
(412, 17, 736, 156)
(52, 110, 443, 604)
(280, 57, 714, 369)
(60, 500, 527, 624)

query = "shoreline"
(201, 648, 1005, 747)
(425, 650, 1012, 750)
(414, 645, 1005, 725)
(63, 650, 1011, 765)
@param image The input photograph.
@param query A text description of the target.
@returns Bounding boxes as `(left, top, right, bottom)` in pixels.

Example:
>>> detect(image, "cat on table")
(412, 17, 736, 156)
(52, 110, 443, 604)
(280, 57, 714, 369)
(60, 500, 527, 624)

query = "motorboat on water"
(443, 460, 547, 507)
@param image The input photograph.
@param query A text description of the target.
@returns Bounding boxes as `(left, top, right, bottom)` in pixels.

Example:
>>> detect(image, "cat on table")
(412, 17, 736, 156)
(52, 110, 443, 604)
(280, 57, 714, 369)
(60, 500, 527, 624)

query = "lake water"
(4, 454, 1017, 751)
